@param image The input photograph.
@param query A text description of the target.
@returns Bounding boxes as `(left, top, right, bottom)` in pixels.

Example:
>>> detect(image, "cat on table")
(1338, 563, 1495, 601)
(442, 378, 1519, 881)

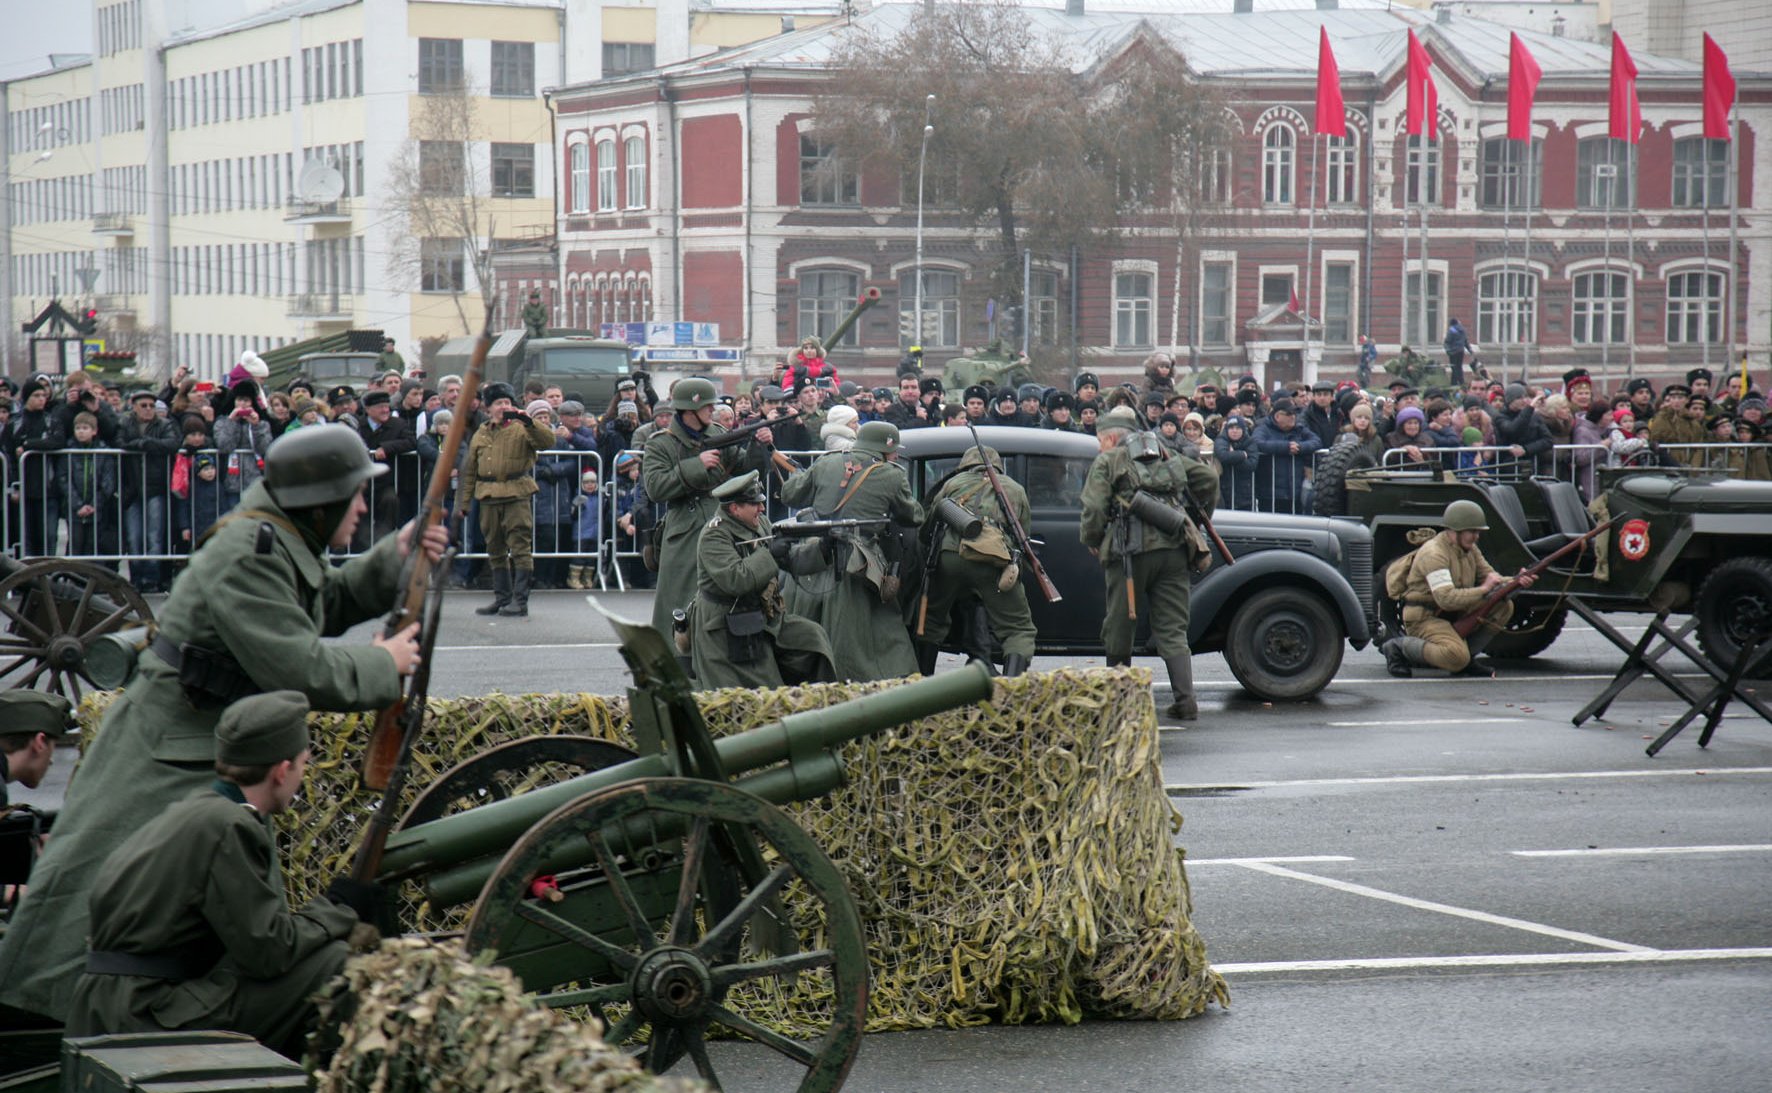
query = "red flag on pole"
(1609, 31, 1641, 143)
(1288, 285, 1301, 315)
(1316, 27, 1347, 137)
(1406, 29, 1438, 140)
(1703, 32, 1735, 140)
(1507, 32, 1542, 142)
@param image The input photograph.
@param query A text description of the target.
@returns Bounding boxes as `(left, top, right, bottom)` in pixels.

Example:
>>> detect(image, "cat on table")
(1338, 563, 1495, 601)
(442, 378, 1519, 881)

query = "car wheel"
(1311, 438, 1378, 517)
(1224, 587, 1345, 701)
(1696, 557, 1772, 678)
(1482, 602, 1568, 660)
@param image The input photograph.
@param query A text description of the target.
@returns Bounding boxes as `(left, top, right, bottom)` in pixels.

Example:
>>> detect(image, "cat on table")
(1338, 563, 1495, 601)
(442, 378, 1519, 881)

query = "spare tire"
(1312, 438, 1379, 517)
(1695, 556, 1772, 678)
(1483, 602, 1568, 660)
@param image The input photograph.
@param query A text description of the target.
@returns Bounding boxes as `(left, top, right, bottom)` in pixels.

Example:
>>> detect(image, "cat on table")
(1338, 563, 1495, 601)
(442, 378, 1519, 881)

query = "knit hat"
(1462, 426, 1483, 445)
(216, 691, 310, 767)
(1504, 383, 1529, 405)
(824, 404, 860, 432)
(525, 399, 553, 417)
(1396, 406, 1426, 427)
(617, 400, 639, 417)
(1183, 412, 1205, 431)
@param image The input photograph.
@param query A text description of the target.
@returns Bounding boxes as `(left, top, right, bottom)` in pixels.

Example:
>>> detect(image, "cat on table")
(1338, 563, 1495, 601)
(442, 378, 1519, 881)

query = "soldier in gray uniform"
(915, 445, 1038, 678)
(778, 421, 924, 680)
(0, 691, 75, 808)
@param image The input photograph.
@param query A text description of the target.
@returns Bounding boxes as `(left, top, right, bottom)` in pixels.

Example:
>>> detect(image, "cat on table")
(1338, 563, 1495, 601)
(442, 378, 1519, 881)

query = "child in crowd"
(568, 468, 603, 590)
(171, 416, 224, 549)
(59, 411, 118, 564)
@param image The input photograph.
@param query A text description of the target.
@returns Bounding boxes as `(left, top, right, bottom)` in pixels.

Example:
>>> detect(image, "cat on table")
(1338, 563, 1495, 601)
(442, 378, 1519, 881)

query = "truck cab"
(296, 351, 383, 388)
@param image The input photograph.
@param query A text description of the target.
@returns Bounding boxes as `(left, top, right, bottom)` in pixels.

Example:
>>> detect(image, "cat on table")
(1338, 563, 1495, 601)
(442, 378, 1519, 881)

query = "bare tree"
(384, 80, 498, 333)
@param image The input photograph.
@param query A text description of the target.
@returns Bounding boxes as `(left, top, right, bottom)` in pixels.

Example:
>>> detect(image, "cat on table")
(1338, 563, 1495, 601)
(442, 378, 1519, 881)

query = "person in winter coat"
(1301, 382, 1340, 450)
(552, 401, 599, 454)
(529, 405, 580, 590)
(1602, 409, 1651, 468)
(783, 336, 838, 397)
(1250, 399, 1323, 514)
(8, 382, 67, 556)
(566, 468, 603, 590)
(1443, 318, 1473, 387)
(1142, 352, 1177, 396)
(57, 412, 119, 564)
(1569, 402, 1606, 499)
(1493, 384, 1555, 472)
(1342, 403, 1386, 464)
(50, 372, 119, 446)
(1214, 414, 1259, 511)
(1383, 407, 1437, 467)
(172, 416, 226, 550)
(211, 381, 273, 514)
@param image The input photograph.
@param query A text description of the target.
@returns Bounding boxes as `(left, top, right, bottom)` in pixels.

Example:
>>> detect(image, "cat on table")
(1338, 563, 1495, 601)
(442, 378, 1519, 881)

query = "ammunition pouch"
(957, 523, 1013, 566)
(150, 634, 258, 709)
(725, 608, 768, 664)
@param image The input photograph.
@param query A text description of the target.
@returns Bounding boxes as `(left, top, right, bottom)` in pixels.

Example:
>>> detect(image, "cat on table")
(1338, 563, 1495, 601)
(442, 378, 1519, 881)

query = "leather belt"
(87, 948, 216, 980)
(149, 634, 259, 707)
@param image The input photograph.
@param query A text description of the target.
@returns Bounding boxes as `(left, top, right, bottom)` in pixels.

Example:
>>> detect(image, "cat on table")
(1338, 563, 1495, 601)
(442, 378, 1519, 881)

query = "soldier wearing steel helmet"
(642, 377, 771, 639)
(1382, 498, 1537, 678)
(0, 425, 446, 1025)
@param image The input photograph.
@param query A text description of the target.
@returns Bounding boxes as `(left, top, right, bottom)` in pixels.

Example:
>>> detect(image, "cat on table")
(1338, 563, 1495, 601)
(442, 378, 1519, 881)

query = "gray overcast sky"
(1, 17, 92, 82)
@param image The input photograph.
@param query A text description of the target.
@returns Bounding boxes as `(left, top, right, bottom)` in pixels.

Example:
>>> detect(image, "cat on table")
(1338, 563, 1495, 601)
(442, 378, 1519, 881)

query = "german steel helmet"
(1442, 499, 1489, 532)
(263, 424, 387, 508)
(853, 421, 901, 457)
(672, 377, 718, 411)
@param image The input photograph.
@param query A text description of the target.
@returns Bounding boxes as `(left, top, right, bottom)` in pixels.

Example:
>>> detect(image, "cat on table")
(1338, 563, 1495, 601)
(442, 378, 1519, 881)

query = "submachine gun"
(356, 600, 990, 1087)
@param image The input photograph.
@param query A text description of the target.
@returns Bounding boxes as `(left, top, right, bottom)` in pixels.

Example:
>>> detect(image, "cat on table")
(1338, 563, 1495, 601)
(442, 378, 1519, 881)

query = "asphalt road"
(15, 591, 1771, 1090)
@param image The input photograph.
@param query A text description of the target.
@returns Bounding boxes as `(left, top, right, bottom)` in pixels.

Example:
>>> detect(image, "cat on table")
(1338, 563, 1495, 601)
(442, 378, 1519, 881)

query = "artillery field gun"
(0, 556, 154, 703)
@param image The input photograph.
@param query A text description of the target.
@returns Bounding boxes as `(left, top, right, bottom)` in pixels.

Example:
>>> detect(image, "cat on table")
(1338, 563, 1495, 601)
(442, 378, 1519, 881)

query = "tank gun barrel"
(818, 287, 882, 349)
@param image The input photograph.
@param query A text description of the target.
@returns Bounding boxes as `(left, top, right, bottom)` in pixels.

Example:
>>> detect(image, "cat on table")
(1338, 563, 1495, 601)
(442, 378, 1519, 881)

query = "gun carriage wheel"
(464, 776, 867, 1093)
(0, 558, 154, 703)
(396, 735, 641, 829)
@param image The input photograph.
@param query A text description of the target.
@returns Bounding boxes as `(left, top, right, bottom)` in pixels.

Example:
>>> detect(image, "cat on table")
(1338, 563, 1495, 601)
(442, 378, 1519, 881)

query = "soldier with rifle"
(1383, 499, 1537, 678)
(779, 420, 924, 680)
(1079, 406, 1220, 720)
(0, 425, 444, 1025)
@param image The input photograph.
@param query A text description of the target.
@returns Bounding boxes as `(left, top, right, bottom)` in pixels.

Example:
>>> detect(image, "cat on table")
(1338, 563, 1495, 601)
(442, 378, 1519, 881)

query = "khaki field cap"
(264, 425, 387, 508)
(1442, 499, 1489, 532)
(672, 377, 718, 412)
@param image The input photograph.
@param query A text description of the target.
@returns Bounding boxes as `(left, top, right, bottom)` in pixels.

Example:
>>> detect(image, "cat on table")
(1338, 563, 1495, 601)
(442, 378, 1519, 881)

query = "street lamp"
(914, 94, 934, 353)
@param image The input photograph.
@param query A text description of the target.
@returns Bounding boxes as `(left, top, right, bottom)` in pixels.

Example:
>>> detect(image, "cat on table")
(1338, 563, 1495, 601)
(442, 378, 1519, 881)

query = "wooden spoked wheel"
(0, 558, 153, 704)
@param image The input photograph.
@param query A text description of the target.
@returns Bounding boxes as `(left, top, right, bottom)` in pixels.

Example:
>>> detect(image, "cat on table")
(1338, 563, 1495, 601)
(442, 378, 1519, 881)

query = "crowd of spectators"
(3, 346, 1766, 594)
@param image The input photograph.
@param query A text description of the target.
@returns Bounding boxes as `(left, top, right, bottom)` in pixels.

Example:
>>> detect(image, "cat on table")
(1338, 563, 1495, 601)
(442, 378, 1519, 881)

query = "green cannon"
(813, 287, 881, 351)
(370, 603, 993, 1090)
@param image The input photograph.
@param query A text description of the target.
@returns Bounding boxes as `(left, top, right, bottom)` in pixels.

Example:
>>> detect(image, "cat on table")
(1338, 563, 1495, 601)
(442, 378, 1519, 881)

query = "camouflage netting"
(78, 667, 1226, 1033)
(309, 937, 709, 1092)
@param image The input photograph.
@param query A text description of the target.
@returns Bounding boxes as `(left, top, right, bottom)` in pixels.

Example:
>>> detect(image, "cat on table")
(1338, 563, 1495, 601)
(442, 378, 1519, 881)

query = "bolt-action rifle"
(962, 421, 1061, 604)
(1452, 517, 1616, 638)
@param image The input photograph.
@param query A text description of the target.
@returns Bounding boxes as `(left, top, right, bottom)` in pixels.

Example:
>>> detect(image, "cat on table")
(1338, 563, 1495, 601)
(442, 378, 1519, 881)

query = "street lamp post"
(914, 94, 934, 353)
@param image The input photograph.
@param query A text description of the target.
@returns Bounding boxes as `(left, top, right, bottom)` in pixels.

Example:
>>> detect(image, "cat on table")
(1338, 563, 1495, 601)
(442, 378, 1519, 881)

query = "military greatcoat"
(689, 510, 834, 690)
(642, 418, 764, 636)
(0, 480, 402, 1022)
(778, 450, 923, 680)
(64, 783, 360, 1056)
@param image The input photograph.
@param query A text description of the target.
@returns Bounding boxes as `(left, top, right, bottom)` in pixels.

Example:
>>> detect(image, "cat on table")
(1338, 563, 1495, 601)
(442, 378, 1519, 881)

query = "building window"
(418, 38, 464, 94)
(1261, 273, 1293, 307)
(602, 42, 656, 77)
(797, 269, 861, 347)
(1198, 146, 1232, 205)
(1200, 261, 1232, 347)
(1262, 125, 1295, 205)
(1324, 132, 1358, 205)
(596, 140, 617, 211)
(1323, 262, 1354, 343)
(897, 269, 961, 349)
(1571, 270, 1629, 344)
(1404, 270, 1443, 347)
(1666, 270, 1723, 344)
(490, 41, 534, 98)
(1477, 268, 1537, 344)
(1404, 136, 1440, 207)
(1029, 270, 1059, 348)
(1113, 271, 1154, 349)
(1480, 138, 1542, 209)
(420, 238, 464, 292)
(1576, 138, 1633, 210)
(1671, 138, 1728, 209)
(799, 134, 858, 206)
(569, 143, 590, 213)
(623, 136, 646, 208)
(491, 143, 534, 197)
(418, 141, 463, 195)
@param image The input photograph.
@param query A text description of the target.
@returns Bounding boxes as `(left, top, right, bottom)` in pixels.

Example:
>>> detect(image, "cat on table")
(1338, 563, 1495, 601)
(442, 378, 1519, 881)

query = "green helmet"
(263, 424, 387, 508)
(672, 377, 718, 411)
(853, 420, 900, 457)
(1442, 499, 1489, 532)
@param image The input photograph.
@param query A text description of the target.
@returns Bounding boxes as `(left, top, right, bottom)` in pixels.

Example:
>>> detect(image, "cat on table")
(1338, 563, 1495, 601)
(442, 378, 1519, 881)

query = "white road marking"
(1187, 855, 1357, 866)
(1214, 948, 1772, 975)
(1234, 862, 1654, 952)
(1166, 767, 1772, 792)
(1512, 844, 1772, 858)
(435, 642, 623, 651)
(1175, 671, 1710, 689)
(1324, 717, 1524, 727)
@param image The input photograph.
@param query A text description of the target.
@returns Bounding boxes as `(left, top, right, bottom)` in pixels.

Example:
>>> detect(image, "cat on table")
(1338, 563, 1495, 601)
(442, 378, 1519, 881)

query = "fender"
(1191, 549, 1371, 648)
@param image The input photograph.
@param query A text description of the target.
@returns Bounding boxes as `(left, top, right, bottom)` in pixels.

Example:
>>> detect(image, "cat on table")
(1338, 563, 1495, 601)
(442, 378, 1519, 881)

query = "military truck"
(434, 328, 633, 407)
(1320, 454, 1772, 673)
(941, 341, 1037, 394)
(296, 351, 383, 389)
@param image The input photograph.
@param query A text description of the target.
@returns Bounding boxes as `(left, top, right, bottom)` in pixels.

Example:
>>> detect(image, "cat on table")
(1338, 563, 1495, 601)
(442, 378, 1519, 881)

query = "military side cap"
(672, 377, 718, 411)
(854, 420, 901, 456)
(0, 691, 76, 740)
(1100, 407, 1141, 431)
(1662, 383, 1691, 397)
(216, 691, 311, 767)
(712, 470, 764, 503)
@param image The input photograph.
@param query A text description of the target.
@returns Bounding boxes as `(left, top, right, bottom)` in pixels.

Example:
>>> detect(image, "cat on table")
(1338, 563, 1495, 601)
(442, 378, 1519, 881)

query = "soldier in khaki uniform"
(1079, 407, 1220, 718)
(1383, 499, 1536, 677)
(915, 445, 1038, 678)
(66, 692, 380, 1058)
(0, 426, 438, 1024)
(1646, 383, 1708, 467)
(689, 472, 834, 690)
(779, 421, 923, 680)
(458, 382, 555, 618)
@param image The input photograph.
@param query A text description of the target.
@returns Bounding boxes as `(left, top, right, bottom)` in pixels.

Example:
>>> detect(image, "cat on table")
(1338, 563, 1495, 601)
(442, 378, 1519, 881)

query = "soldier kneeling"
(1383, 499, 1536, 678)
(66, 692, 385, 1058)
(688, 471, 837, 690)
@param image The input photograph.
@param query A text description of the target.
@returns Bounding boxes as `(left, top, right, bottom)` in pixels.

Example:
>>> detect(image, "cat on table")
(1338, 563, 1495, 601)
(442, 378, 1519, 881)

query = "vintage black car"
(892, 426, 1375, 701)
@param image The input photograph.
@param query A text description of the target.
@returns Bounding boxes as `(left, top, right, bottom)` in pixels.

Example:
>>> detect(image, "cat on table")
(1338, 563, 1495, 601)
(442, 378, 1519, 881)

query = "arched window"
(623, 136, 646, 209)
(1324, 131, 1359, 205)
(596, 139, 617, 212)
(1262, 125, 1295, 205)
(568, 143, 589, 214)
(1572, 270, 1630, 344)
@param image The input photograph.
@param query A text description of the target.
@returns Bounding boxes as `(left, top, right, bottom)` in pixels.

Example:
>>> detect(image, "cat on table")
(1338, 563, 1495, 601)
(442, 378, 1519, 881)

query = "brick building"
(532, 3, 1770, 391)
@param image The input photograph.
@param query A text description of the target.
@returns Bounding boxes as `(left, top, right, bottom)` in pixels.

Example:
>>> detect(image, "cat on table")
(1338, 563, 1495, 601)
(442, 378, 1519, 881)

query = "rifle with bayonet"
(1452, 517, 1616, 638)
(962, 421, 1061, 604)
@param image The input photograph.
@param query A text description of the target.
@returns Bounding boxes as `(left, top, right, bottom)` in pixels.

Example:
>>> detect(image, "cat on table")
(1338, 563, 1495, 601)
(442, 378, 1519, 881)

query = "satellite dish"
(297, 160, 345, 203)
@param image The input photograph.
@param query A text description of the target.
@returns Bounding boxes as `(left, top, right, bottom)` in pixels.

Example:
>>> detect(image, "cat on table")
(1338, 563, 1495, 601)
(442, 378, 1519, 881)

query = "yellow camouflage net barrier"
(78, 667, 1226, 1033)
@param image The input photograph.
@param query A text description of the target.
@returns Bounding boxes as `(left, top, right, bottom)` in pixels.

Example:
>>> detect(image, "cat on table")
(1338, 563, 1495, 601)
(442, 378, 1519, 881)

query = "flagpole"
(1603, 137, 1614, 378)
(1522, 139, 1533, 386)
(1305, 131, 1320, 382)
(1727, 103, 1740, 374)
(1626, 142, 1637, 380)
(1502, 136, 1512, 377)
(1701, 139, 1712, 371)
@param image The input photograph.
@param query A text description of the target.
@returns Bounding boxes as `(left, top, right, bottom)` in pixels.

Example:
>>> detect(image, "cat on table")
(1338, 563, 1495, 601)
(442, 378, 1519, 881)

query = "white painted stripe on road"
(1325, 717, 1524, 727)
(1187, 856, 1357, 866)
(435, 642, 623, 651)
(1235, 862, 1654, 953)
(1177, 671, 1710, 689)
(1512, 844, 1772, 858)
(1214, 948, 1772, 975)
(1166, 767, 1772, 792)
